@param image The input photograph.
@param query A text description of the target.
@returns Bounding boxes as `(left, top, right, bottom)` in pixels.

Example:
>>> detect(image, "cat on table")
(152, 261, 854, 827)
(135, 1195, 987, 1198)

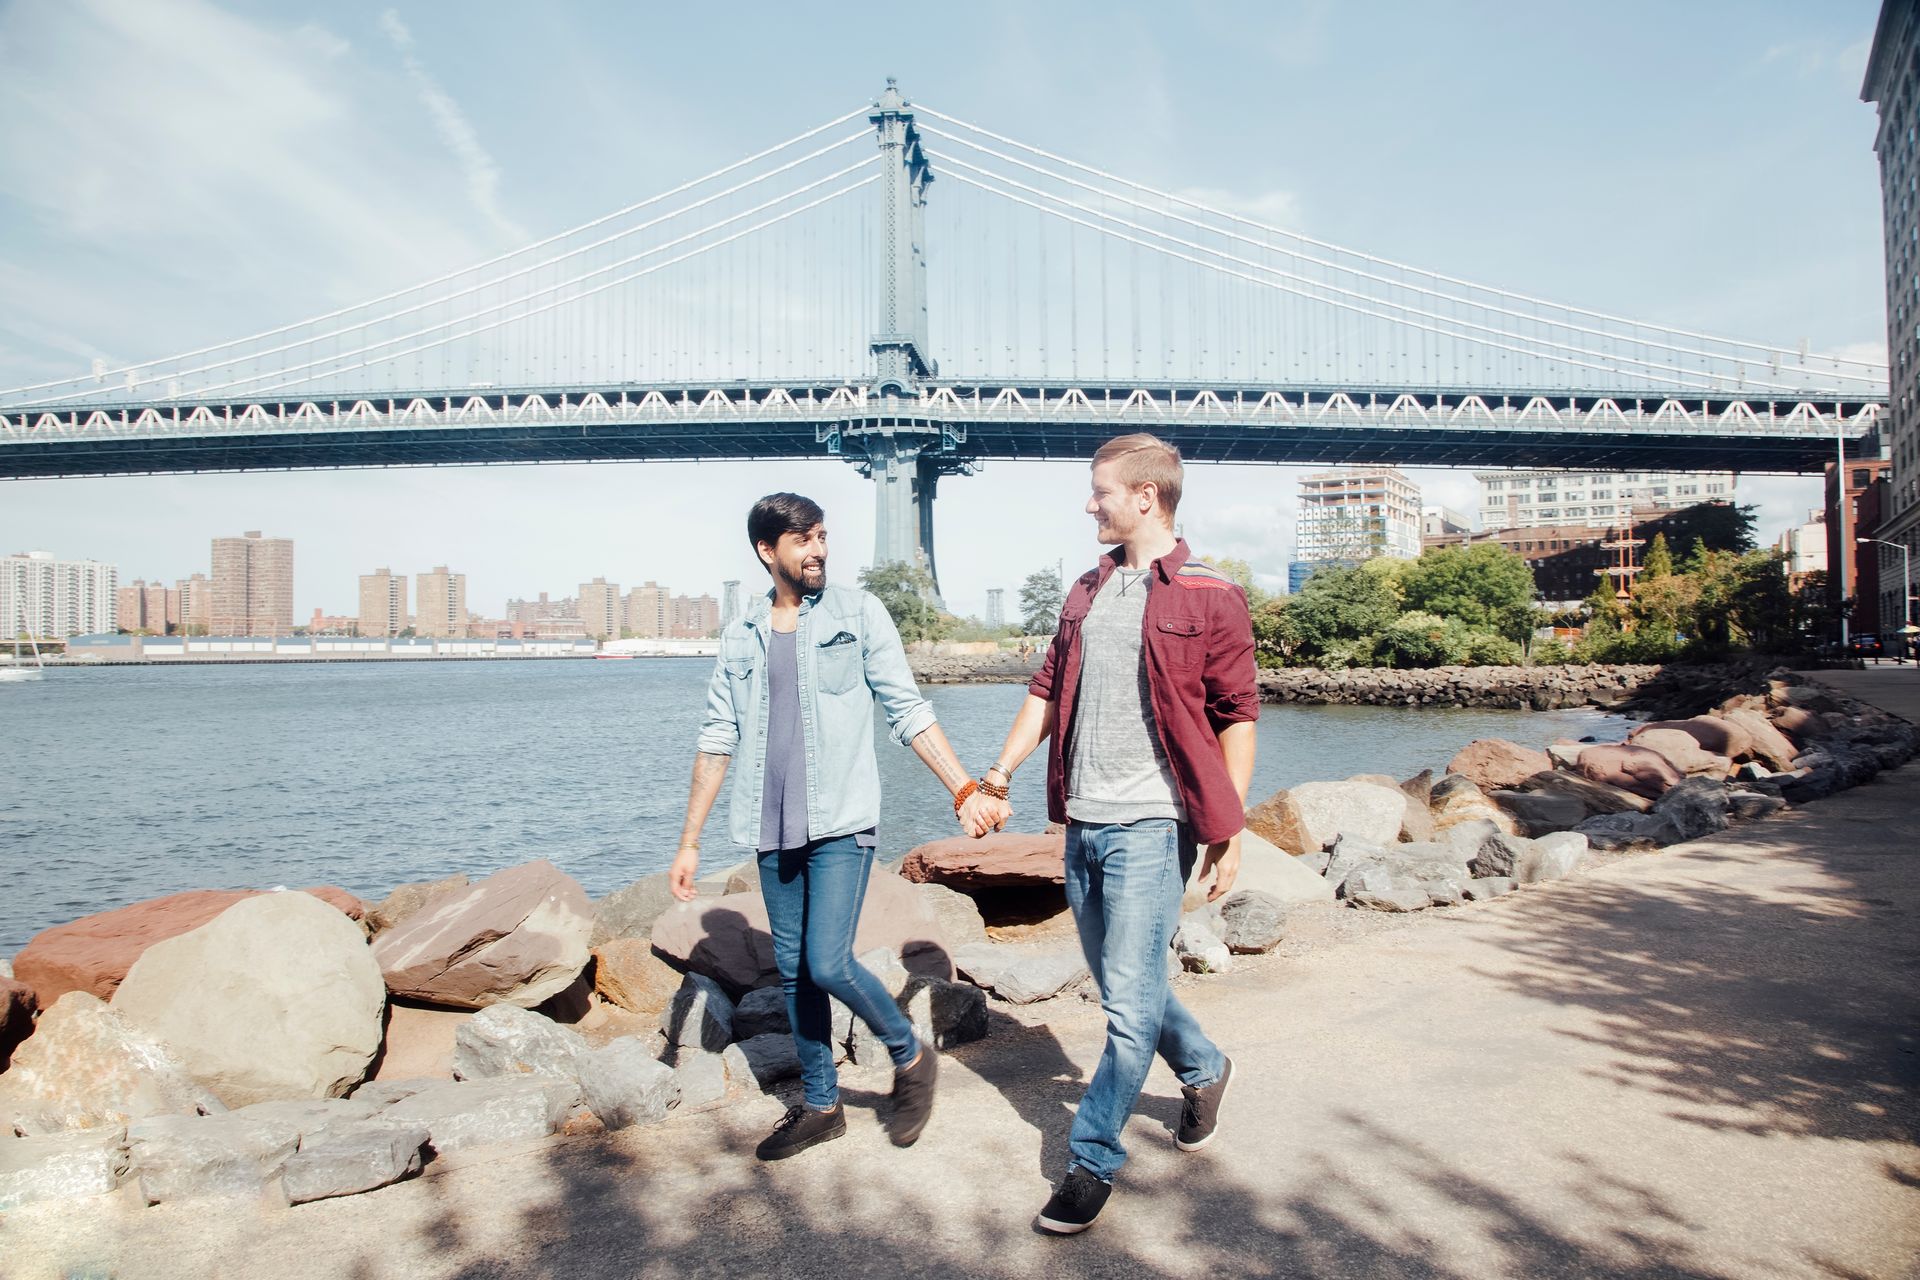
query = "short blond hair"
(1092, 433, 1183, 522)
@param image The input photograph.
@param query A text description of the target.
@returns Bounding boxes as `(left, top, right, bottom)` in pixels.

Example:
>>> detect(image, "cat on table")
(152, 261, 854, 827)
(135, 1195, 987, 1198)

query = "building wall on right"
(1864, 0, 1920, 634)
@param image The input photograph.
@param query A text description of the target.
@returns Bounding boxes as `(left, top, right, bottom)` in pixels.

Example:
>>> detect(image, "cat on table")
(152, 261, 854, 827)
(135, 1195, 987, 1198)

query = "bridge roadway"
(0, 380, 1883, 479)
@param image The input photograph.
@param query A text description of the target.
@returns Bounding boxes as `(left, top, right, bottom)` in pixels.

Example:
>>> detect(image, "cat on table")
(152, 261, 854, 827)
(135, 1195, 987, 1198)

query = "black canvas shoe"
(755, 1103, 846, 1161)
(889, 1045, 939, 1147)
(1176, 1056, 1234, 1152)
(1037, 1166, 1112, 1235)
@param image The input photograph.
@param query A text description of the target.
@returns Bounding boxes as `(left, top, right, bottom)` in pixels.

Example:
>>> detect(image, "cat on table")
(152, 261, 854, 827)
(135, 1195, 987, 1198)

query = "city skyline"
(0, 3, 1887, 613)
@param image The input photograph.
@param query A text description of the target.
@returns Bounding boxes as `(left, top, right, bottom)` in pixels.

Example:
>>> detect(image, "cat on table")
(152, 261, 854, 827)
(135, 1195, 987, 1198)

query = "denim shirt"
(696, 582, 938, 849)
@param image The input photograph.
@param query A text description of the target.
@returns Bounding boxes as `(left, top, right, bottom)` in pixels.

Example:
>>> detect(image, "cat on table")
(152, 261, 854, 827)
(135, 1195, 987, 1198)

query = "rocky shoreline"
(1, 667, 1910, 1220)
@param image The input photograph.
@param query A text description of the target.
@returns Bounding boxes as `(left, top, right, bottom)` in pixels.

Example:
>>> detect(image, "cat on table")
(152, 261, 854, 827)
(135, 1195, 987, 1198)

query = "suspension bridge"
(0, 81, 1886, 595)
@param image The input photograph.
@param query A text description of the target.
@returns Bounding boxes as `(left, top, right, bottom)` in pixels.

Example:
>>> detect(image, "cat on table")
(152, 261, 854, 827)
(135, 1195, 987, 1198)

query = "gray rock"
(281, 1120, 427, 1204)
(0, 1126, 130, 1210)
(731, 986, 791, 1041)
(671, 1050, 731, 1111)
(365, 874, 469, 937)
(1727, 790, 1788, 820)
(0, 991, 225, 1134)
(451, 1004, 588, 1082)
(1439, 817, 1502, 861)
(125, 1112, 301, 1205)
(1326, 834, 1391, 886)
(732, 1033, 803, 1086)
(1215, 890, 1288, 954)
(859, 947, 913, 998)
(914, 882, 990, 949)
(1466, 832, 1535, 880)
(1574, 811, 1684, 851)
(231, 1097, 380, 1137)
(379, 1077, 580, 1157)
(1286, 779, 1409, 850)
(1489, 789, 1587, 836)
(1651, 776, 1732, 842)
(1520, 832, 1589, 884)
(589, 873, 679, 948)
(659, 973, 736, 1053)
(1343, 863, 1432, 912)
(952, 943, 1090, 1004)
(1422, 875, 1468, 907)
(1172, 915, 1233, 974)
(901, 978, 989, 1050)
(575, 1039, 679, 1131)
(1780, 766, 1842, 803)
(1464, 877, 1515, 901)
(1298, 849, 1332, 875)
(347, 1080, 437, 1109)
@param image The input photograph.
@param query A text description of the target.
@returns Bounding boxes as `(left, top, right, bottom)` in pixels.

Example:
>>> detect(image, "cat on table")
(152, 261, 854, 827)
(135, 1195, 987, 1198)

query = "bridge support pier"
(847, 421, 970, 608)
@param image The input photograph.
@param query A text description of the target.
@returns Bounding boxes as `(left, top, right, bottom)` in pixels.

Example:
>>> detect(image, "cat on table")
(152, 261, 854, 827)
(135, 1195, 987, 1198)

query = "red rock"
(14, 887, 366, 1003)
(1714, 708, 1799, 771)
(1633, 717, 1749, 760)
(2, 977, 38, 1070)
(1576, 743, 1685, 799)
(898, 833, 1066, 889)
(1630, 728, 1730, 778)
(1446, 739, 1554, 792)
(650, 868, 951, 994)
(591, 940, 683, 1017)
(1243, 791, 1313, 854)
(372, 860, 592, 1010)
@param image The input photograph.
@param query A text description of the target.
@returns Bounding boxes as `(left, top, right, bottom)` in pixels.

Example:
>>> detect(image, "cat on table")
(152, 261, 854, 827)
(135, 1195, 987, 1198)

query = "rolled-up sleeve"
(861, 593, 938, 746)
(694, 650, 741, 757)
(1203, 590, 1260, 731)
(1028, 627, 1066, 701)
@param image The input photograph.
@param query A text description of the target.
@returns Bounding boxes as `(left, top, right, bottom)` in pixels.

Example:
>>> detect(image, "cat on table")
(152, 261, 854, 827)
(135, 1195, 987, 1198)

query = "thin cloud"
(379, 10, 526, 244)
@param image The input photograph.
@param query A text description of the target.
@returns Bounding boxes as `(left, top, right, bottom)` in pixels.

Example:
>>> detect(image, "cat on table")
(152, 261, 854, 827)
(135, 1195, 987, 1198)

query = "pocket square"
(819, 631, 858, 647)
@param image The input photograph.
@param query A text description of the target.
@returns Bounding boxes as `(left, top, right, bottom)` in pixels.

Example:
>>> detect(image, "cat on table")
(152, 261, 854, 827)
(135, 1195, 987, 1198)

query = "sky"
(0, 0, 1891, 618)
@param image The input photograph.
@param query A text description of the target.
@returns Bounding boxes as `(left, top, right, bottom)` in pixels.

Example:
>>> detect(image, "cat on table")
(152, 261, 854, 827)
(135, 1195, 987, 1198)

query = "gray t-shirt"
(1066, 567, 1187, 824)
(758, 629, 809, 852)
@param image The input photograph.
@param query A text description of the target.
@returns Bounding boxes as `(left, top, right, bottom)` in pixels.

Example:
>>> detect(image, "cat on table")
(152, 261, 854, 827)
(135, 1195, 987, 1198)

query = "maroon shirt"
(1028, 539, 1259, 844)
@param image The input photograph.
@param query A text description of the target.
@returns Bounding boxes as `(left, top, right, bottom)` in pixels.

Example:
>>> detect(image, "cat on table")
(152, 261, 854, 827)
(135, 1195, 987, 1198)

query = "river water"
(1, 660, 1628, 954)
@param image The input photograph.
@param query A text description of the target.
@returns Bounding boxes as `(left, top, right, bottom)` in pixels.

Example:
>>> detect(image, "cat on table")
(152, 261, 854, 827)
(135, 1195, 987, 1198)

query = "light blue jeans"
(758, 833, 920, 1111)
(1064, 818, 1226, 1181)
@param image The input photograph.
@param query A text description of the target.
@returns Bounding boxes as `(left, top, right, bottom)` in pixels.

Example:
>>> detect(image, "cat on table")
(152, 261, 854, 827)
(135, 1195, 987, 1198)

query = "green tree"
(1400, 543, 1537, 641)
(1199, 554, 1270, 610)
(859, 561, 945, 644)
(1018, 566, 1066, 635)
(1641, 533, 1674, 580)
(1287, 564, 1401, 663)
(1251, 598, 1300, 665)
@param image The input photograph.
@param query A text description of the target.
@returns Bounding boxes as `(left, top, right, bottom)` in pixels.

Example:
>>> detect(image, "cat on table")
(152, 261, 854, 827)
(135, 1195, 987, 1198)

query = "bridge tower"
(847, 79, 969, 605)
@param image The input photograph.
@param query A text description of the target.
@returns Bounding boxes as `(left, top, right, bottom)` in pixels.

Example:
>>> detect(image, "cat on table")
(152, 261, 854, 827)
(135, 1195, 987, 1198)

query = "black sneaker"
(1176, 1056, 1234, 1152)
(755, 1103, 846, 1161)
(1037, 1166, 1112, 1235)
(889, 1045, 939, 1147)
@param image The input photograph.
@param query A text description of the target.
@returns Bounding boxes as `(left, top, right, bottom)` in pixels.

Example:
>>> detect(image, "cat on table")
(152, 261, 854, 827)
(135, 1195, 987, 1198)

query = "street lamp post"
(1858, 536, 1914, 662)
(1836, 422, 1850, 652)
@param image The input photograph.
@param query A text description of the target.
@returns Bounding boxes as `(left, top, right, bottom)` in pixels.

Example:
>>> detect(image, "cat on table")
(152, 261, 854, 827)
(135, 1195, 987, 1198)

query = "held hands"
(668, 846, 701, 902)
(1199, 833, 1242, 902)
(957, 789, 1010, 838)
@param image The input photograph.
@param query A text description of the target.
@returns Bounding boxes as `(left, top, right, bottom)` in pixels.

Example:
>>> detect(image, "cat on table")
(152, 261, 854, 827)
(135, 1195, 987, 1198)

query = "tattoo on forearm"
(692, 752, 727, 783)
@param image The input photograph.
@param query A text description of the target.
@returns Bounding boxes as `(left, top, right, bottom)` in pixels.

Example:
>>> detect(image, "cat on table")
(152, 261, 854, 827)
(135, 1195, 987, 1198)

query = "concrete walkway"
(6, 680, 1918, 1279)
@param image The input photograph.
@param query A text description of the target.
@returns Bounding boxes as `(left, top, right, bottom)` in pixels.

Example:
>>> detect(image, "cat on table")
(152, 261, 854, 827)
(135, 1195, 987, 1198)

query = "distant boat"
(0, 634, 45, 682)
(595, 652, 635, 660)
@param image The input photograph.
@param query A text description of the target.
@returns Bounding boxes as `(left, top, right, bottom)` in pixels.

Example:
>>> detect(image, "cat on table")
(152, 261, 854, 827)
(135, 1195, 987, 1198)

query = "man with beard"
(670, 492, 980, 1160)
(963, 434, 1257, 1233)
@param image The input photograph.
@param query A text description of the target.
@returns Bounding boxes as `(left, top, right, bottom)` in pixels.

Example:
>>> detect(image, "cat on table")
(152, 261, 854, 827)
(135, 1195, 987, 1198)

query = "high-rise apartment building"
(985, 588, 1005, 629)
(1, 550, 118, 639)
(625, 581, 669, 638)
(210, 530, 294, 635)
(1290, 468, 1422, 591)
(176, 573, 212, 634)
(1474, 470, 1734, 532)
(358, 567, 408, 638)
(415, 567, 468, 638)
(1864, 3, 1920, 628)
(670, 593, 721, 639)
(115, 579, 180, 634)
(579, 577, 622, 640)
(1421, 506, 1472, 540)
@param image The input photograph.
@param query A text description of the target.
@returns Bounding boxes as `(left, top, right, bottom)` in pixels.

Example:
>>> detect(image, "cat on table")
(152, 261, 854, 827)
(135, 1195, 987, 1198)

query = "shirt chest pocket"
(1153, 617, 1205, 670)
(815, 631, 863, 695)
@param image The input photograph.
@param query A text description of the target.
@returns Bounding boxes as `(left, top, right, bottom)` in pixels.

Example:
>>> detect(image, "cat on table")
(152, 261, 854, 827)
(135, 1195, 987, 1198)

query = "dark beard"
(776, 561, 825, 596)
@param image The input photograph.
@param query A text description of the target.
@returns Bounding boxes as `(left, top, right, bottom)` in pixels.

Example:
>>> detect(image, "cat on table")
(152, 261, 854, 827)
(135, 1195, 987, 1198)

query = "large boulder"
(364, 875, 468, 937)
(953, 943, 1088, 1004)
(731, 1033, 803, 1087)
(913, 882, 989, 949)
(1635, 717, 1749, 760)
(1243, 789, 1313, 853)
(1517, 769, 1651, 815)
(0, 992, 223, 1133)
(125, 1112, 302, 1205)
(575, 1039, 679, 1131)
(1630, 728, 1731, 779)
(1220, 830, 1336, 905)
(1576, 743, 1685, 800)
(110, 893, 385, 1108)
(1715, 708, 1800, 772)
(659, 973, 736, 1053)
(0, 1126, 130, 1211)
(1650, 777, 1732, 841)
(450, 1005, 587, 1082)
(1574, 811, 1686, 851)
(2, 976, 37, 1071)
(651, 867, 950, 994)
(14, 887, 364, 1003)
(589, 873, 679, 948)
(590, 939, 683, 1017)
(373, 860, 593, 1010)
(730, 986, 791, 1040)
(1446, 739, 1554, 792)
(1342, 863, 1434, 913)
(900, 977, 990, 1051)
(1521, 832, 1590, 884)
(898, 833, 1065, 888)
(1213, 890, 1289, 954)
(1428, 774, 1520, 837)
(1286, 780, 1408, 851)
(1488, 790, 1587, 836)
(377, 1076, 580, 1157)
(282, 1118, 429, 1204)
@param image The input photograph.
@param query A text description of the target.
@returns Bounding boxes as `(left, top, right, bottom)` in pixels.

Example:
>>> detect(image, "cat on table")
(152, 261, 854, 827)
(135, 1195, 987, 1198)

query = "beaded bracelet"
(977, 777, 1010, 800)
(952, 779, 979, 815)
